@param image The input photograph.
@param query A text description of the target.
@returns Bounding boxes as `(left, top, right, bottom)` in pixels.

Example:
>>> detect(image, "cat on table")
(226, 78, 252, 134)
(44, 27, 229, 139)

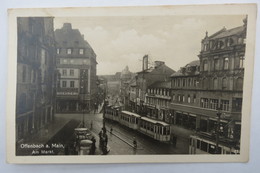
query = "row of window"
(61, 69, 75, 76)
(146, 97, 170, 107)
(57, 48, 84, 55)
(172, 78, 198, 88)
(60, 81, 75, 88)
(202, 37, 245, 52)
(202, 56, 244, 71)
(172, 94, 197, 104)
(202, 77, 243, 90)
(200, 98, 230, 111)
(147, 88, 170, 96)
(57, 58, 88, 65)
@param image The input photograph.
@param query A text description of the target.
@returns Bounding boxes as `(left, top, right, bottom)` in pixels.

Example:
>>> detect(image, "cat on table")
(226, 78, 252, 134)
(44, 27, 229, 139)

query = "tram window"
(197, 140, 201, 149)
(201, 141, 208, 152)
(136, 118, 138, 124)
(151, 125, 154, 132)
(147, 123, 150, 130)
(208, 144, 216, 154)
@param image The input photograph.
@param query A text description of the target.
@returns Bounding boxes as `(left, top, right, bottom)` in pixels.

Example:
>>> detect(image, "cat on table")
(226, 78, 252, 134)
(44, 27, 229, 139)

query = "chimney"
(143, 55, 148, 71)
(154, 61, 165, 68)
(63, 23, 72, 31)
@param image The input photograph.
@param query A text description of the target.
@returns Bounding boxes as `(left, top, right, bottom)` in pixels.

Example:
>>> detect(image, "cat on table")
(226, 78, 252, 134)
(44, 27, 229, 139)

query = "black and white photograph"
(6, 4, 257, 163)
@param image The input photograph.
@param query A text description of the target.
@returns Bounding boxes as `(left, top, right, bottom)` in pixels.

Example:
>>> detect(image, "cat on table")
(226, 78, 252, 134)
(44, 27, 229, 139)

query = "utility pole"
(215, 106, 222, 154)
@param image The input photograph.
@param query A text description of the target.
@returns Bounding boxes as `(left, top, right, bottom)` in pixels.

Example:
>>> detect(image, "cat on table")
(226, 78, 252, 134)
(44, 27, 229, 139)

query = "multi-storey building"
(170, 19, 247, 154)
(55, 23, 97, 112)
(135, 55, 175, 115)
(16, 17, 56, 143)
(146, 80, 172, 123)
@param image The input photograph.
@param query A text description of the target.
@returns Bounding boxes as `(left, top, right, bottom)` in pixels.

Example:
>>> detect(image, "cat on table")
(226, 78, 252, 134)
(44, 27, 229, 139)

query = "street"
(55, 112, 190, 155)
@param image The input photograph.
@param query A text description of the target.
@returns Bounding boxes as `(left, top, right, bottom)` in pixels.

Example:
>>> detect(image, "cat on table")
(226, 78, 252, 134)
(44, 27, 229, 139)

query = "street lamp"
(215, 106, 222, 154)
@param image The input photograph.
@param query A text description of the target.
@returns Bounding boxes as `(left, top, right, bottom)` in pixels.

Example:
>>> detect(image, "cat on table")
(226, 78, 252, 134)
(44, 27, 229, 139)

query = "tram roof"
(141, 117, 169, 126)
(121, 110, 141, 118)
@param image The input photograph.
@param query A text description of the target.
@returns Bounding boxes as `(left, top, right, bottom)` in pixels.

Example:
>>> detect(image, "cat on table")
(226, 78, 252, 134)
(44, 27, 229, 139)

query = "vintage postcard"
(6, 4, 257, 164)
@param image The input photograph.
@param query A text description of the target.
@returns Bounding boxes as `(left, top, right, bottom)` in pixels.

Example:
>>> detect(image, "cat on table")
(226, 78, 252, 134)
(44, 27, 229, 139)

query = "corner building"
(55, 23, 97, 112)
(16, 17, 56, 143)
(170, 19, 247, 154)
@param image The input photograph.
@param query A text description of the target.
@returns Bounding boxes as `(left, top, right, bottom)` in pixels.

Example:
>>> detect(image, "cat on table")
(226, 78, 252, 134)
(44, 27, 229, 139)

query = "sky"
(54, 15, 246, 75)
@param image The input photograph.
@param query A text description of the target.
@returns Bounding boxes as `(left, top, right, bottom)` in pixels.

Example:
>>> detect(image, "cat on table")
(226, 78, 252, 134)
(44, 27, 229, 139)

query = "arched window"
(224, 58, 229, 70)
(203, 78, 208, 89)
(222, 77, 228, 90)
(188, 95, 191, 103)
(236, 78, 243, 90)
(203, 60, 208, 71)
(213, 78, 218, 90)
(214, 58, 219, 71)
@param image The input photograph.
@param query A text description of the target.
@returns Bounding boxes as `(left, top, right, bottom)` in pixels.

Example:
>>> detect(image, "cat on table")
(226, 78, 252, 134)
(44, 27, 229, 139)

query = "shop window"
(201, 141, 208, 152)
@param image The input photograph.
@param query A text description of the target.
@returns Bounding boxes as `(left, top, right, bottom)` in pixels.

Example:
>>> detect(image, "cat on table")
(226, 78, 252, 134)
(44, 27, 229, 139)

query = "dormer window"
(79, 49, 84, 55)
(67, 48, 72, 54)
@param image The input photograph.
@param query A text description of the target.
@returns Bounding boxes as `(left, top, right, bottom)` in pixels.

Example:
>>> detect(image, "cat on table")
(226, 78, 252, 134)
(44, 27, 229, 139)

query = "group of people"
(99, 127, 109, 155)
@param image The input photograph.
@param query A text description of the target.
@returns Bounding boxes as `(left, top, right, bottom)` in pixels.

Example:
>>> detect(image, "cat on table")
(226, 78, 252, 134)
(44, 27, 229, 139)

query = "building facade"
(170, 19, 247, 154)
(16, 17, 56, 143)
(55, 23, 97, 112)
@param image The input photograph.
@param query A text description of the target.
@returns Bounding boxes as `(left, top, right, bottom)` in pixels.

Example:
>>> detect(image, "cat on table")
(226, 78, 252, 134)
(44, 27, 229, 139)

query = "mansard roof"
(209, 25, 246, 40)
(148, 81, 171, 89)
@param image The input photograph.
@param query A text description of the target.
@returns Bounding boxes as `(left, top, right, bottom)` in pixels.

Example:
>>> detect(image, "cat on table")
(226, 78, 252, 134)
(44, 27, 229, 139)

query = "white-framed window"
(70, 69, 74, 76)
(70, 81, 75, 88)
(62, 69, 67, 76)
(239, 56, 244, 68)
(221, 100, 229, 111)
(62, 81, 67, 87)
(57, 48, 60, 54)
(188, 95, 191, 103)
(210, 99, 219, 110)
(67, 48, 72, 54)
(79, 49, 84, 55)
(224, 58, 229, 70)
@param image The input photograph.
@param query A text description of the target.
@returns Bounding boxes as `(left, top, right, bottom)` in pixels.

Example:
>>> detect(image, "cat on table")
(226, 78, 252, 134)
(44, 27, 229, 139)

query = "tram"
(104, 106, 171, 142)
(119, 110, 141, 130)
(139, 117, 171, 142)
(189, 133, 240, 154)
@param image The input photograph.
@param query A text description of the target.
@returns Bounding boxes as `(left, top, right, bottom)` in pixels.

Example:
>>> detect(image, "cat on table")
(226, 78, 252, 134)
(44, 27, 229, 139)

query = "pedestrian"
(89, 137, 96, 155)
(110, 127, 113, 134)
(99, 130, 103, 148)
(133, 137, 137, 149)
(90, 121, 93, 130)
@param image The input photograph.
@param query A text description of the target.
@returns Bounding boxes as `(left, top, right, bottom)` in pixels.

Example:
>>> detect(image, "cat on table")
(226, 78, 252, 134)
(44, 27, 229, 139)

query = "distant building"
(134, 55, 175, 115)
(55, 23, 97, 112)
(16, 17, 56, 142)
